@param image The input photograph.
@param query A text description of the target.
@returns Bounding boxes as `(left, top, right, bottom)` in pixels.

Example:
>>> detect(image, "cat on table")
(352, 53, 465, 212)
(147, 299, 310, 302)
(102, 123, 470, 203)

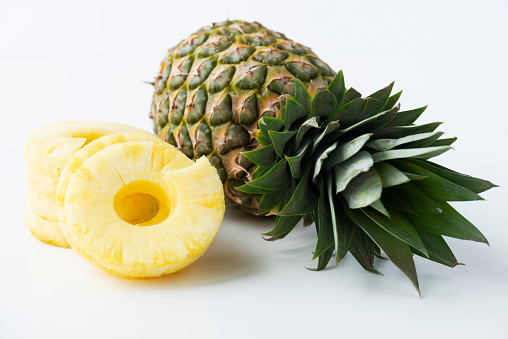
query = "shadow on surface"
(116, 211, 264, 288)
(224, 206, 275, 230)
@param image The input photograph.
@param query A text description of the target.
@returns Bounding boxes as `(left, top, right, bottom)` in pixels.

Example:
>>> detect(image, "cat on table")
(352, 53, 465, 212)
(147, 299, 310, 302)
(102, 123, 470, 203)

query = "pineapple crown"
(237, 71, 496, 295)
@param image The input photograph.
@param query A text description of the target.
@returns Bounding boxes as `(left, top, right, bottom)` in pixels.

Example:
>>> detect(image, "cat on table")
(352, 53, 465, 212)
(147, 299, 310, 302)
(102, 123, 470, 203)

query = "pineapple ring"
(26, 189, 58, 221)
(55, 132, 162, 253)
(59, 141, 225, 278)
(56, 132, 162, 219)
(25, 210, 70, 248)
(24, 121, 156, 197)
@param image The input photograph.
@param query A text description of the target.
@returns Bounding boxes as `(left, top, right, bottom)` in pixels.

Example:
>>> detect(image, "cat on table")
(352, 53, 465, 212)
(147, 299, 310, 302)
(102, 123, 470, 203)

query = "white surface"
(1, 1, 507, 338)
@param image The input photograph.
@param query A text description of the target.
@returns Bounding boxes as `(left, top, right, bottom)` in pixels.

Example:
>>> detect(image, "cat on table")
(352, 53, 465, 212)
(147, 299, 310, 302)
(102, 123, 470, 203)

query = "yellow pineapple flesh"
(24, 122, 158, 247)
(59, 141, 224, 278)
(25, 210, 70, 248)
(26, 189, 58, 221)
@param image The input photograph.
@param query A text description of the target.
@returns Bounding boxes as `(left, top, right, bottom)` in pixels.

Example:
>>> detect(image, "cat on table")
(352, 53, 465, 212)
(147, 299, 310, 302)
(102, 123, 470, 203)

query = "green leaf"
(374, 162, 411, 187)
(311, 88, 337, 119)
(400, 171, 428, 181)
(406, 201, 489, 245)
(403, 132, 444, 148)
(384, 90, 402, 110)
(372, 146, 451, 163)
(431, 137, 457, 147)
(312, 191, 335, 260)
(382, 189, 416, 214)
(387, 106, 427, 127)
(393, 160, 484, 201)
(342, 167, 382, 209)
(392, 182, 442, 214)
(323, 133, 372, 171)
(258, 117, 284, 141)
(294, 117, 320, 149)
(286, 140, 311, 179)
(284, 98, 308, 129)
(356, 82, 394, 120)
(277, 169, 319, 216)
(374, 244, 388, 260)
(366, 132, 443, 151)
(312, 121, 340, 151)
(293, 78, 311, 112)
(242, 145, 276, 167)
(252, 164, 271, 180)
(263, 215, 302, 240)
(346, 207, 420, 296)
(329, 98, 369, 125)
(236, 184, 272, 194)
(373, 122, 442, 139)
(333, 151, 374, 193)
(369, 199, 390, 217)
(362, 208, 428, 256)
(406, 159, 497, 194)
(313, 142, 338, 182)
(269, 130, 296, 158)
(337, 108, 398, 138)
(326, 177, 353, 264)
(412, 230, 460, 267)
(342, 87, 362, 105)
(258, 189, 286, 214)
(333, 199, 356, 263)
(307, 246, 334, 271)
(355, 105, 400, 134)
(349, 227, 381, 275)
(327, 70, 346, 105)
(247, 158, 290, 191)
(368, 82, 394, 110)
(256, 132, 270, 146)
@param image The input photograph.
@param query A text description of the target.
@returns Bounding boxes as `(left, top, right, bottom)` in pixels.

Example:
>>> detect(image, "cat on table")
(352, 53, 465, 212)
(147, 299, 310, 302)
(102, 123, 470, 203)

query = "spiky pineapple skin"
(150, 20, 335, 213)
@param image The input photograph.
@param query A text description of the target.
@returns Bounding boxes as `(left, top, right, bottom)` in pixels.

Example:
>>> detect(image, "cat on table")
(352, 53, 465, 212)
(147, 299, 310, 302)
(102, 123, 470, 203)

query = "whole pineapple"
(150, 20, 335, 213)
(151, 20, 496, 294)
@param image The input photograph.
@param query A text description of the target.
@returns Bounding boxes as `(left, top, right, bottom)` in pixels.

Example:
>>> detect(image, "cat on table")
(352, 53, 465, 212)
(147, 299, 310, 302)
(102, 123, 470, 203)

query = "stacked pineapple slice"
(24, 121, 156, 248)
(24, 122, 225, 278)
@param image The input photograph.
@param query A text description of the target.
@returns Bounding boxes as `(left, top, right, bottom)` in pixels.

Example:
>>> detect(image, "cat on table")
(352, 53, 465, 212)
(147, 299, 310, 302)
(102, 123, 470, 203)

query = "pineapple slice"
(24, 121, 157, 197)
(56, 132, 163, 215)
(25, 210, 70, 248)
(26, 189, 57, 221)
(24, 122, 158, 248)
(59, 141, 224, 278)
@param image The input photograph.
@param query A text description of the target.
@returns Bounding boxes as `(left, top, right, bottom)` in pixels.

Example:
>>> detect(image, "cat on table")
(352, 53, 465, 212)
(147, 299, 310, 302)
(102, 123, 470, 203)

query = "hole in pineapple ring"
(70, 129, 109, 146)
(114, 181, 170, 226)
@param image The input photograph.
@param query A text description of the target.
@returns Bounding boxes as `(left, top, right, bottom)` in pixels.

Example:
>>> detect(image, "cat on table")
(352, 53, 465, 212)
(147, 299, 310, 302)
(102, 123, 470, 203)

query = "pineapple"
(24, 121, 158, 247)
(26, 189, 57, 221)
(58, 140, 224, 278)
(25, 210, 70, 248)
(150, 20, 335, 214)
(56, 132, 164, 217)
(150, 20, 496, 294)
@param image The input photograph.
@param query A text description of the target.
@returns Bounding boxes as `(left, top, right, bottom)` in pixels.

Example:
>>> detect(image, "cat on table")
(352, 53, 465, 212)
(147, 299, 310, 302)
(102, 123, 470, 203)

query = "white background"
(1, 0, 507, 338)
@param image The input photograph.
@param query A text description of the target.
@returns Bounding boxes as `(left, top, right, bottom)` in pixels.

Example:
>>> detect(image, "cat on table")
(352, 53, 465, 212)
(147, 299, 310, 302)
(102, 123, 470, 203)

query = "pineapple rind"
(62, 141, 224, 278)
(25, 210, 70, 248)
(150, 20, 335, 214)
